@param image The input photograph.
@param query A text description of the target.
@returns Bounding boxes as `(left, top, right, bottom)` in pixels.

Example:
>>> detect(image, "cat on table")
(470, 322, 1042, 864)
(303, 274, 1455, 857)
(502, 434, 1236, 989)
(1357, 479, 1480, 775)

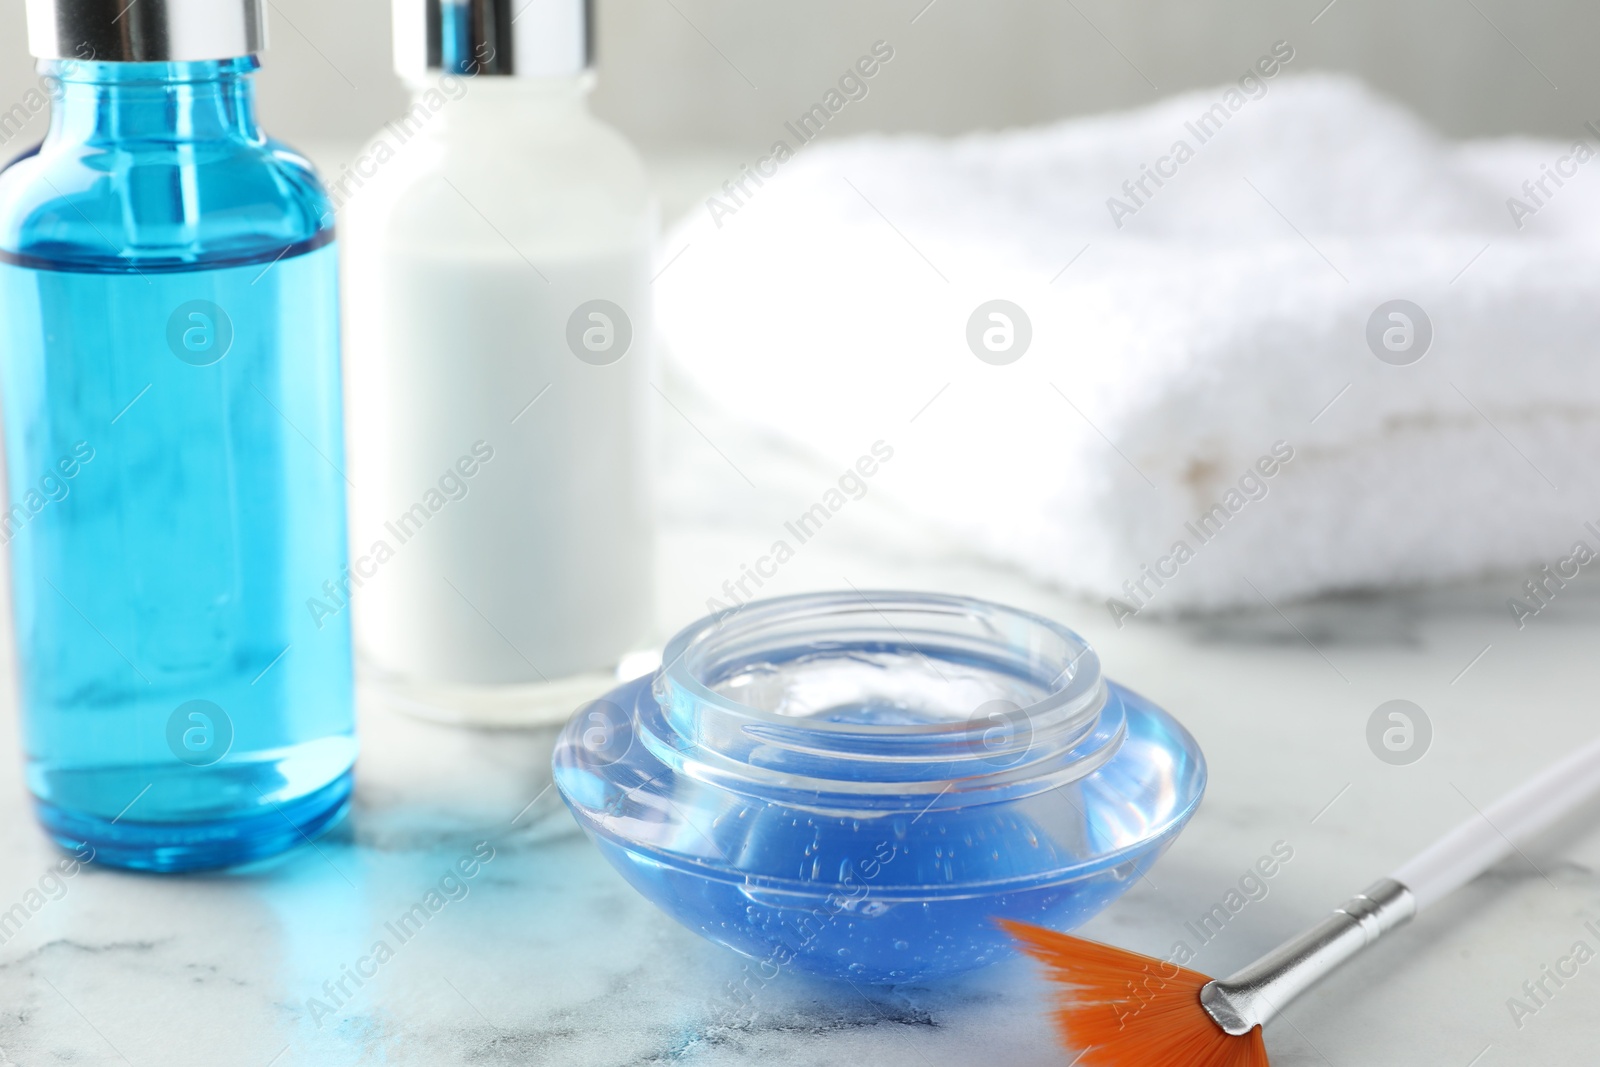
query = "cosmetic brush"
(1001, 734, 1600, 1066)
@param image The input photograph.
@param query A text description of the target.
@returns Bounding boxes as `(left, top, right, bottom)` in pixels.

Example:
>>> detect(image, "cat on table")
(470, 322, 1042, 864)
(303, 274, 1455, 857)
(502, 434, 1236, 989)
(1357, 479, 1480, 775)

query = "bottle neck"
(42, 58, 262, 147)
(397, 72, 594, 140)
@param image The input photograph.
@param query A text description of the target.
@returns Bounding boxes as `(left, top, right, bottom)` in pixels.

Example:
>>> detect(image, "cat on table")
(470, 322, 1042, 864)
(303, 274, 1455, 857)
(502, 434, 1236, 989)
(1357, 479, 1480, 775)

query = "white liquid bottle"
(340, 0, 655, 725)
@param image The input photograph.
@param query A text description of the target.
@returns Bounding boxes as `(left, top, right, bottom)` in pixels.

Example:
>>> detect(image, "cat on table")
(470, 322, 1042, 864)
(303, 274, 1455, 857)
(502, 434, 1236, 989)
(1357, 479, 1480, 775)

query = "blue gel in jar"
(553, 591, 1206, 983)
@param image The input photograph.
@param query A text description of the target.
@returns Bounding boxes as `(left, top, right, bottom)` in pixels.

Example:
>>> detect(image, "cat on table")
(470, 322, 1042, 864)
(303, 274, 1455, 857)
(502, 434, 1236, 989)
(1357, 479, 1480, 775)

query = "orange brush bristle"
(999, 919, 1270, 1067)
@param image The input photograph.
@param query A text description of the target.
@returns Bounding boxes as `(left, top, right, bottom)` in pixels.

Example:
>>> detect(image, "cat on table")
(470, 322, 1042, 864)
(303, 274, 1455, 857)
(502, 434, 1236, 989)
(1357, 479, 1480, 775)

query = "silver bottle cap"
(25, 0, 266, 62)
(393, 0, 593, 79)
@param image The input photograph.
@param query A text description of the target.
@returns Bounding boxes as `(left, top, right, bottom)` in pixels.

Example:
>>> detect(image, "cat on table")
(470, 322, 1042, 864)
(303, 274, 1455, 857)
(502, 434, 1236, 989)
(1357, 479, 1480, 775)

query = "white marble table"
(3, 399, 1599, 1067)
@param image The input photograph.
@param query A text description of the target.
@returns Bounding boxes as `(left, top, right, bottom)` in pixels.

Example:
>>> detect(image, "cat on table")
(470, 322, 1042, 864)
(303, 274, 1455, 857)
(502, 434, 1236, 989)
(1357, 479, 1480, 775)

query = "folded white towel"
(657, 72, 1600, 617)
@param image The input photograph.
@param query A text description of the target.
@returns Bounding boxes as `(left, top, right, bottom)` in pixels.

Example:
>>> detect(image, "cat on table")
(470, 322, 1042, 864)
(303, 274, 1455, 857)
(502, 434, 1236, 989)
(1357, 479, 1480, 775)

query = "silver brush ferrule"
(1200, 878, 1416, 1036)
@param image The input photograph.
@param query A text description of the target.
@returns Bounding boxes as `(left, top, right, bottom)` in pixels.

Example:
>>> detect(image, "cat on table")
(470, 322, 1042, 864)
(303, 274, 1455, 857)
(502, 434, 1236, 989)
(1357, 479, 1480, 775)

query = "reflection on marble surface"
(4, 388, 1600, 1066)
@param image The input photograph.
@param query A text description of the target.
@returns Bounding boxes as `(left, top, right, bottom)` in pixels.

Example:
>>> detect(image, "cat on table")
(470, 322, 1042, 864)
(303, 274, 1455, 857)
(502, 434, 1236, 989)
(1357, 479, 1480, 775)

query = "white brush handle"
(1205, 733, 1600, 1035)
(1392, 734, 1600, 909)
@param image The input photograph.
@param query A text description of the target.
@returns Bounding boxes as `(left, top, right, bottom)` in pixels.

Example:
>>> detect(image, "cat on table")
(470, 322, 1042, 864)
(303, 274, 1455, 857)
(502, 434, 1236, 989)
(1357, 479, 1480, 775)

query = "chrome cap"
(393, 0, 592, 79)
(25, 0, 266, 62)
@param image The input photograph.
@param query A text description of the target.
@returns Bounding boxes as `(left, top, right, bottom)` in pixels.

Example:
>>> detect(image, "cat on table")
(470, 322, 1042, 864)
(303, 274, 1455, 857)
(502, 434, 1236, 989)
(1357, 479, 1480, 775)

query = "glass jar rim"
(661, 590, 1102, 722)
(648, 590, 1113, 790)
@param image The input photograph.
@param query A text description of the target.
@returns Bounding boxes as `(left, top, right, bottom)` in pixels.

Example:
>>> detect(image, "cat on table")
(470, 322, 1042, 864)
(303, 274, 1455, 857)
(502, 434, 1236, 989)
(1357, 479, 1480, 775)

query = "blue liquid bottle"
(0, 2, 356, 870)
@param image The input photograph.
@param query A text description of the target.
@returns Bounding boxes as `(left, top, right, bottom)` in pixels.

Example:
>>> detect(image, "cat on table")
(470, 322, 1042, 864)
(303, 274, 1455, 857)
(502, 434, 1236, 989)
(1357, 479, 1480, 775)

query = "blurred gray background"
(1, 0, 1596, 166)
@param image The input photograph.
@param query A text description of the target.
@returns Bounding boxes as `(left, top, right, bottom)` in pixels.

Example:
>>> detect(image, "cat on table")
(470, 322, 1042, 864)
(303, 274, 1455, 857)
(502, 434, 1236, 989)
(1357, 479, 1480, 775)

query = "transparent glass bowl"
(552, 591, 1206, 983)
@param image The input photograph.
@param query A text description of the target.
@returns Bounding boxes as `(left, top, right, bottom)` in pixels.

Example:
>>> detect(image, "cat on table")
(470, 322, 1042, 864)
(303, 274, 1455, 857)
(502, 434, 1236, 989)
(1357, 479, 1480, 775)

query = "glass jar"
(553, 591, 1206, 983)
